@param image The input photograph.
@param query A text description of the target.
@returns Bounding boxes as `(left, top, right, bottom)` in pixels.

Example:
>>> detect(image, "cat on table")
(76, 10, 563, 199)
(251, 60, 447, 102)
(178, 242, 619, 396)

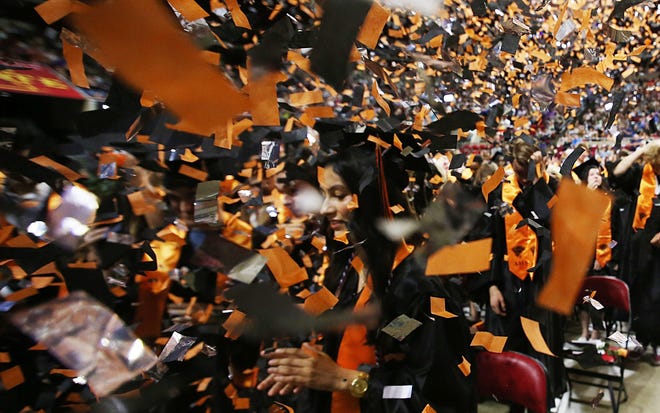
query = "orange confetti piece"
(457, 356, 471, 376)
(258, 247, 308, 288)
(470, 331, 507, 353)
(558, 67, 614, 92)
(0, 366, 24, 390)
(249, 70, 286, 126)
(289, 89, 324, 107)
(61, 36, 90, 88)
(389, 204, 405, 214)
(31, 276, 55, 289)
(304, 106, 335, 119)
(73, 0, 249, 137)
(356, 2, 389, 49)
(30, 155, 83, 182)
(555, 91, 581, 107)
(426, 238, 492, 276)
(5, 287, 38, 303)
(303, 286, 339, 315)
(167, 0, 209, 22)
(430, 297, 457, 318)
(520, 316, 556, 357)
(34, 0, 73, 24)
(222, 310, 247, 340)
(371, 80, 391, 117)
(367, 135, 391, 149)
(178, 164, 208, 181)
(482, 166, 505, 202)
(127, 190, 157, 216)
(180, 148, 199, 162)
(422, 405, 437, 413)
(537, 179, 609, 315)
(225, 0, 252, 29)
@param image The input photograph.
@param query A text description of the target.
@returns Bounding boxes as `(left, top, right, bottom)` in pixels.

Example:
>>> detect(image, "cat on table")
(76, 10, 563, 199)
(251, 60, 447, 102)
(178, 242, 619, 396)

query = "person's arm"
(613, 140, 660, 176)
(257, 343, 363, 396)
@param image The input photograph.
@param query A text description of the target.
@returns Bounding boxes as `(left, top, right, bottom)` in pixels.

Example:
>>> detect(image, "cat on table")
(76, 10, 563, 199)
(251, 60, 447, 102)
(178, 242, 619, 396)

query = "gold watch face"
(350, 377, 369, 396)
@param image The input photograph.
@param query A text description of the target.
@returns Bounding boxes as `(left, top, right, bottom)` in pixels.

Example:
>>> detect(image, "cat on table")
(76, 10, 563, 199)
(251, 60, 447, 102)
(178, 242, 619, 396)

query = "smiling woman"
(257, 147, 477, 413)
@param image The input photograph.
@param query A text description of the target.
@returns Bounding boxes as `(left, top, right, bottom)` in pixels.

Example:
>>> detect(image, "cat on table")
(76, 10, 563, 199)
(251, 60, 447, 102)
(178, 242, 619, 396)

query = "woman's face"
(319, 166, 353, 235)
(587, 168, 602, 188)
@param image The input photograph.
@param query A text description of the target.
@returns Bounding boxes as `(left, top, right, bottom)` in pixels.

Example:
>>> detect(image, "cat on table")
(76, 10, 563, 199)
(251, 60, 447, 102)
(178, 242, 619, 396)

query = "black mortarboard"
(559, 146, 585, 176)
(572, 158, 602, 182)
(500, 33, 520, 54)
(427, 110, 482, 135)
(512, 179, 554, 222)
(248, 17, 294, 70)
(448, 153, 467, 170)
(76, 78, 141, 137)
(60, 267, 115, 307)
(310, 0, 372, 89)
(605, 91, 625, 131)
(609, 0, 644, 20)
(281, 128, 308, 144)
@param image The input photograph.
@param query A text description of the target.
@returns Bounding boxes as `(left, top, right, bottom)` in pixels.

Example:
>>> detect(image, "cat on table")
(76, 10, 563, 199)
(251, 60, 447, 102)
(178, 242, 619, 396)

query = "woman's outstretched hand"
(257, 343, 355, 396)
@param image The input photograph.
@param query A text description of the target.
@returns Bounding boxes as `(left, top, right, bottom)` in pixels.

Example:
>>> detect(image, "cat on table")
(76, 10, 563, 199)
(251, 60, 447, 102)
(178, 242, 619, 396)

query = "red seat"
(582, 276, 630, 314)
(476, 351, 548, 413)
(567, 275, 631, 413)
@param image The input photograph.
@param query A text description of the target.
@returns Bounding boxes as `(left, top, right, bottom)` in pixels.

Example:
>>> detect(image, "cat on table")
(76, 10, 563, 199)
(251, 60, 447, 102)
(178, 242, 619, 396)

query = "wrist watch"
(348, 372, 369, 398)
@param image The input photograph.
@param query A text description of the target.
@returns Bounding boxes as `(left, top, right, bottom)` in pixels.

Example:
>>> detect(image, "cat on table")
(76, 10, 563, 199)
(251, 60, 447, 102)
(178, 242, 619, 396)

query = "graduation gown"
(306, 251, 477, 413)
(485, 176, 566, 400)
(610, 163, 660, 347)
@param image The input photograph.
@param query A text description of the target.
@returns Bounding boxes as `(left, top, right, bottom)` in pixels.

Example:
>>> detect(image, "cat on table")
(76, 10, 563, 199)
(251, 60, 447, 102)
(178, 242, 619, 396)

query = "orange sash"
(633, 163, 656, 230)
(331, 282, 376, 413)
(501, 176, 537, 280)
(330, 244, 413, 413)
(595, 199, 612, 269)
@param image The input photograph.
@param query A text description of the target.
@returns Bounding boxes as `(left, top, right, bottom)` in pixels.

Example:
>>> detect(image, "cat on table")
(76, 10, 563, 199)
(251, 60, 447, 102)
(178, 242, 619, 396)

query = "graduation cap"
(559, 146, 585, 177)
(448, 153, 467, 170)
(500, 33, 520, 54)
(247, 17, 294, 70)
(427, 110, 482, 135)
(310, 0, 372, 89)
(605, 91, 625, 131)
(60, 266, 115, 307)
(511, 179, 554, 223)
(572, 158, 602, 182)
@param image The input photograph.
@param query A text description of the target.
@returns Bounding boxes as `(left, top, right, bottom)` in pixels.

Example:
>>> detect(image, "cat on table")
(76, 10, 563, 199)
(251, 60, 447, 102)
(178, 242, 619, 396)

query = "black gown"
(484, 177, 566, 401)
(610, 163, 660, 348)
(305, 248, 477, 413)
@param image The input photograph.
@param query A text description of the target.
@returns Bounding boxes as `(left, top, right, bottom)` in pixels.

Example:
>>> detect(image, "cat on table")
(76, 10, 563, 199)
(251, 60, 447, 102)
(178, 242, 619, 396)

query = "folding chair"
(476, 351, 548, 413)
(565, 275, 631, 413)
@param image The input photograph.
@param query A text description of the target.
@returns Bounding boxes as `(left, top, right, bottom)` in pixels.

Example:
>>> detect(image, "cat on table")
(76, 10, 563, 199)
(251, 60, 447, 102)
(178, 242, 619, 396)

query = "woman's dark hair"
(320, 146, 412, 298)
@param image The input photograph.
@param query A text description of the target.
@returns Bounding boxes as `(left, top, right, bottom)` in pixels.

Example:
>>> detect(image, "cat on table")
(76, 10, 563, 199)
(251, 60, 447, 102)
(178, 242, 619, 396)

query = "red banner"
(0, 60, 86, 100)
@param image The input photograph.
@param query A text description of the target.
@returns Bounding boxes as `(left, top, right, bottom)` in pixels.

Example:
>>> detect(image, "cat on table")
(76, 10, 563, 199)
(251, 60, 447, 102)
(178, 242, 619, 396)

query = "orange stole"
(501, 176, 537, 280)
(331, 283, 375, 413)
(330, 244, 413, 413)
(595, 199, 612, 268)
(633, 163, 656, 230)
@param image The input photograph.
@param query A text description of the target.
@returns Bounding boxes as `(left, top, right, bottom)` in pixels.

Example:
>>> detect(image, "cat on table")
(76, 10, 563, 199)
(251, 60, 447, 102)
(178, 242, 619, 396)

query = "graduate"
(611, 140, 660, 365)
(484, 137, 566, 410)
(258, 146, 477, 413)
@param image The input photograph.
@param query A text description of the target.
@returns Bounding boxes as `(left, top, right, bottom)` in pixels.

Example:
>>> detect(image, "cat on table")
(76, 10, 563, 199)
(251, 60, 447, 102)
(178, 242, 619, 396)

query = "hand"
(644, 139, 660, 154)
(257, 343, 356, 396)
(650, 232, 660, 248)
(530, 151, 546, 184)
(489, 285, 507, 316)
